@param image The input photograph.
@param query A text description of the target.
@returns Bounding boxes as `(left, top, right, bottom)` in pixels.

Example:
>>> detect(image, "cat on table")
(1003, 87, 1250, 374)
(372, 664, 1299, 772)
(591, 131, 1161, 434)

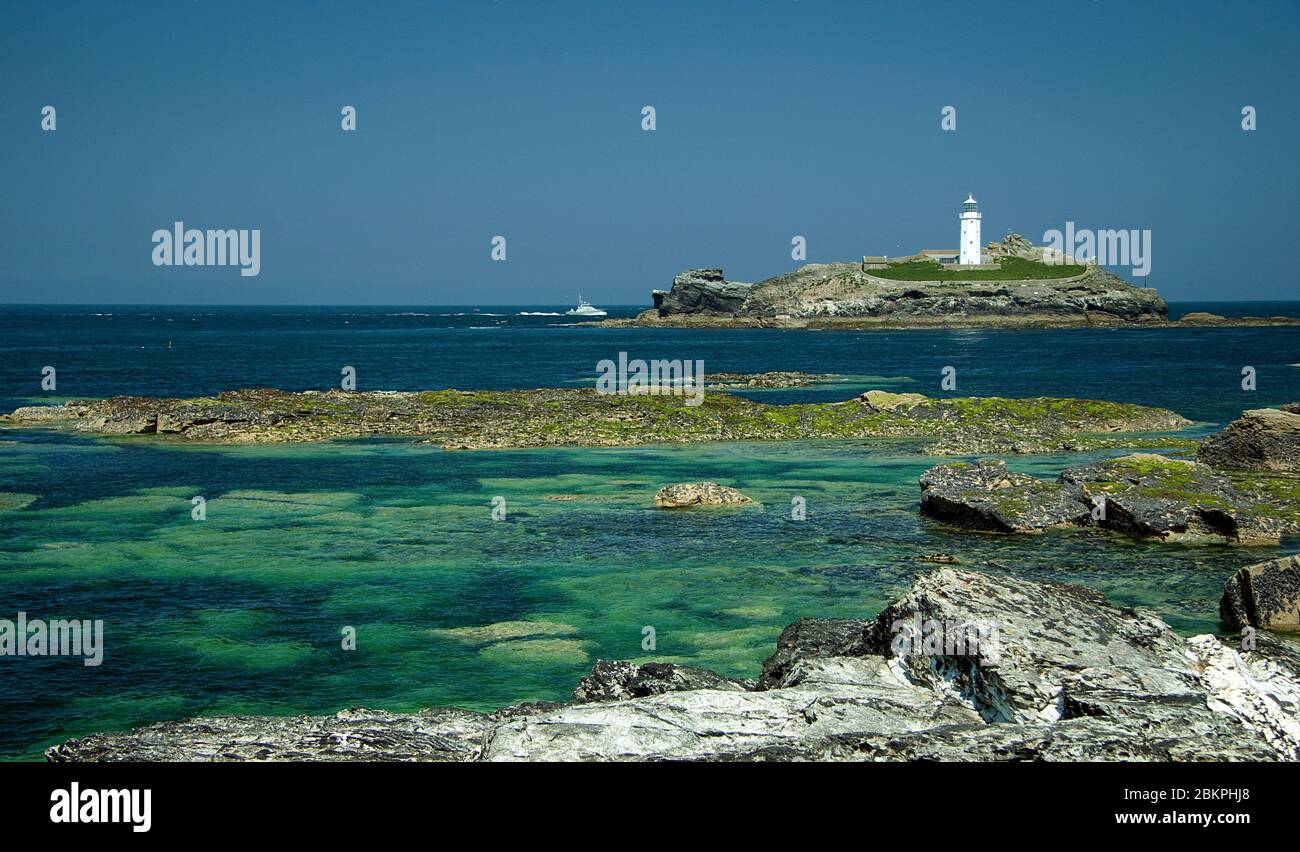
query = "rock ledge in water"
(1198, 406, 1300, 473)
(1221, 555, 1300, 631)
(654, 482, 752, 508)
(920, 454, 1300, 543)
(1, 388, 1191, 456)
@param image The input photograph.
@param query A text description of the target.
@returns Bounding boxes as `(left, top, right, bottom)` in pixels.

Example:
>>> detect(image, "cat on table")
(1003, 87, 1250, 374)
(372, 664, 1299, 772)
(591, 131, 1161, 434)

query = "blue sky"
(1, 0, 1297, 304)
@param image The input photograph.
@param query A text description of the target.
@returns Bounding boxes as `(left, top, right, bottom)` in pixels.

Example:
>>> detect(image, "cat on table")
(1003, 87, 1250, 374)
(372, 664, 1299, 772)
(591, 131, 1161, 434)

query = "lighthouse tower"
(959, 194, 982, 265)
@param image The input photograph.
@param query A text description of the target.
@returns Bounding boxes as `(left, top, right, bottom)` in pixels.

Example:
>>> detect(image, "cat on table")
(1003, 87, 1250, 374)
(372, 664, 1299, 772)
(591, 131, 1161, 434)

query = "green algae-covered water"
(2, 305, 1300, 759)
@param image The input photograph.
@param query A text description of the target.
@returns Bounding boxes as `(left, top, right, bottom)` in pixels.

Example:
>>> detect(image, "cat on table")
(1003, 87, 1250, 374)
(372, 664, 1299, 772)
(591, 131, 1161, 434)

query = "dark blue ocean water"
(2, 302, 1299, 423)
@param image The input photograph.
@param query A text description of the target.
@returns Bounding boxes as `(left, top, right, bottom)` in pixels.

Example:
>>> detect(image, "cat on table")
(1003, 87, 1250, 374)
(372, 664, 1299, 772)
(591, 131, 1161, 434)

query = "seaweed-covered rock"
(1064, 454, 1286, 543)
(918, 460, 1092, 533)
(2, 388, 1191, 456)
(1221, 555, 1300, 631)
(919, 454, 1300, 544)
(857, 390, 928, 412)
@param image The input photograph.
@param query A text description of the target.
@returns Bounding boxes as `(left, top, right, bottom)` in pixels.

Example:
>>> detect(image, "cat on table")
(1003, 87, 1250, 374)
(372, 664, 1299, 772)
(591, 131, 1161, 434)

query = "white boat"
(565, 295, 607, 317)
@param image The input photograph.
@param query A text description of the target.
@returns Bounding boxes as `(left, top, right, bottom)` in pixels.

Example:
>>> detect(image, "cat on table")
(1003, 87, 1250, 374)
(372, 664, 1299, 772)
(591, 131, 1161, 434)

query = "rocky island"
(593, 235, 1300, 330)
(45, 569, 1300, 762)
(2, 387, 1191, 455)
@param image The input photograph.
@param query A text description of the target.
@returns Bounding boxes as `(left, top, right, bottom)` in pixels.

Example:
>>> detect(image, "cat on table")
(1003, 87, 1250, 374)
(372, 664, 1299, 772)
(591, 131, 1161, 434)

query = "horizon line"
(4, 299, 1299, 308)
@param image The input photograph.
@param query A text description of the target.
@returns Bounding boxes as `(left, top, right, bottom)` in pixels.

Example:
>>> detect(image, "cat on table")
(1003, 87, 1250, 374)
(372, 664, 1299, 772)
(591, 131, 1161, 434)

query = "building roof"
(920, 249, 959, 255)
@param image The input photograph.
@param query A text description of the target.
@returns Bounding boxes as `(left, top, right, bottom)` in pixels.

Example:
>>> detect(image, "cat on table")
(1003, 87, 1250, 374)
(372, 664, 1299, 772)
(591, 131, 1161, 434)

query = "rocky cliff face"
(46, 569, 1299, 762)
(654, 268, 754, 314)
(636, 264, 1168, 327)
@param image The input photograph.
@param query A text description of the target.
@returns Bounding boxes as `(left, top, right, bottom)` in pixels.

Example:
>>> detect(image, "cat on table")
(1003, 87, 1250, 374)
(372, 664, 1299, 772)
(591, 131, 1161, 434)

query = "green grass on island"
(869, 256, 1089, 281)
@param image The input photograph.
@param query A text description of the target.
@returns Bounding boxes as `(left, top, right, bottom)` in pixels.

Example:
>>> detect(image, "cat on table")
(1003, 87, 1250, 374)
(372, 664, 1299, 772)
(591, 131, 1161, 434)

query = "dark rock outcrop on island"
(46, 570, 1300, 762)
(1221, 555, 1300, 631)
(652, 268, 754, 315)
(1198, 405, 1300, 473)
(1, 388, 1191, 455)
(919, 454, 1300, 543)
(654, 482, 752, 508)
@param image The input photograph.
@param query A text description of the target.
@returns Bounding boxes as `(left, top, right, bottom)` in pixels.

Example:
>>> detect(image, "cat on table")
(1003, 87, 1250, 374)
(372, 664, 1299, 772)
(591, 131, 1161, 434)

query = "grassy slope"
(868, 256, 1088, 281)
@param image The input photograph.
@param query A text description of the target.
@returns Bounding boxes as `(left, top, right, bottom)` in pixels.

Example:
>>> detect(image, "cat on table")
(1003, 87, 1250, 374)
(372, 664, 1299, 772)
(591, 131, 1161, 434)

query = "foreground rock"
(45, 707, 489, 762)
(654, 482, 751, 508)
(1198, 405, 1300, 472)
(1221, 555, 1300, 631)
(920, 454, 1300, 543)
(2, 388, 1189, 454)
(47, 569, 1300, 762)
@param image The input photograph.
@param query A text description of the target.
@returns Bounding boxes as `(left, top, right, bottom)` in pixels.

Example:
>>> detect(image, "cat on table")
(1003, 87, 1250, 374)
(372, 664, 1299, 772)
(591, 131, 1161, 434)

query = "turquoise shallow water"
(1, 433, 1295, 760)
(2, 305, 1300, 760)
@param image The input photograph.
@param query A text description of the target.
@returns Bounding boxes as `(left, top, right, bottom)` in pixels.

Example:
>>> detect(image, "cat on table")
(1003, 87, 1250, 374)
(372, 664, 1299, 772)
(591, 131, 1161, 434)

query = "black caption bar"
(1, 761, 1287, 839)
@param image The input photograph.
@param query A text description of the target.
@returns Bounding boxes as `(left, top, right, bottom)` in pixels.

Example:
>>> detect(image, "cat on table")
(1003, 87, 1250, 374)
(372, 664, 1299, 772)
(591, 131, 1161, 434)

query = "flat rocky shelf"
(2, 387, 1192, 453)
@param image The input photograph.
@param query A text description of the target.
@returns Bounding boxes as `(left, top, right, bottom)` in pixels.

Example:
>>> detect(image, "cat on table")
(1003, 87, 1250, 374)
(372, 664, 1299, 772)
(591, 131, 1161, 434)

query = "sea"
(1, 302, 1298, 759)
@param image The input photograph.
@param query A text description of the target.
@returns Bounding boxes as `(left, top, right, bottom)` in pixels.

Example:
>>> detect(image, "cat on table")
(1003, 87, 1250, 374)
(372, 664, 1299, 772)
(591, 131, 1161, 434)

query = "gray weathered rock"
(482, 655, 985, 762)
(45, 707, 488, 763)
(757, 618, 876, 689)
(653, 481, 752, 508)
(652, 268, 754, 315)
(573, 661, 752, 702)
(1188, 632, 1300, 760)
(1221, 554, 1300, 631)
(1198, 406, 1300, 472)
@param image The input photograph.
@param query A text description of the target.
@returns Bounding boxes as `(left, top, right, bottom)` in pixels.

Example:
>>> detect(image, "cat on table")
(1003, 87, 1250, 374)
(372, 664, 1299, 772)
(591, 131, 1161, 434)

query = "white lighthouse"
(959, 194, 982, 265)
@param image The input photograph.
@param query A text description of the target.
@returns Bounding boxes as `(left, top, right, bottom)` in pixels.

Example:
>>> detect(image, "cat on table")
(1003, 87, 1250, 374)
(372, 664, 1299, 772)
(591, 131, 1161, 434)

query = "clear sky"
(1, 0, 1297, 304)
